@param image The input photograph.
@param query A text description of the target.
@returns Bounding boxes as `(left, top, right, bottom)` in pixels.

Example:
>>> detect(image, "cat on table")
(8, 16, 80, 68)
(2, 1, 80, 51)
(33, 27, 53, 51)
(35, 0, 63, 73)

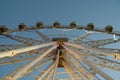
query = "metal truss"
(0, 44, 26, 52)
(69, 31, 93, 43)
(83, 38, 120, 48)
(0, 42, 56, 58)
(63, 44, 113, 80)
(35, 30, 51, 42)
(70, 47, 120, 72)
(5, 35, 42, 45)
(63, 52, 99, 80)
(3, 45, 57, 80)
(0, 25, 120, 80)
(98, 48, 120, 53)
(0, 47, 50, 65)
(82, 53, 120, 72)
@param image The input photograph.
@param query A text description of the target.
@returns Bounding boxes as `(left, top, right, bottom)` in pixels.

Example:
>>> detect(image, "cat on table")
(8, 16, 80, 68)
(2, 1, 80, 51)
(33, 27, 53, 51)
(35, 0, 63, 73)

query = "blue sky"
(0, 0, 120, 80)
(0, 0, 120, 30)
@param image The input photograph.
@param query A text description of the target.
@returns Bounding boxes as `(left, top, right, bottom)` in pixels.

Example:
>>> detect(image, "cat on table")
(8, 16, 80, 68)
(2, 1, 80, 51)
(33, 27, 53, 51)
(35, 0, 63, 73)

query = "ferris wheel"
(0, 21, 120, 80)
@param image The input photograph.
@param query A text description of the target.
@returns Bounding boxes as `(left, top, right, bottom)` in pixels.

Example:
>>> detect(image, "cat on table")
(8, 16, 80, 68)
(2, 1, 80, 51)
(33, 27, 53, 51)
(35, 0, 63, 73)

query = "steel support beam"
(5, 35, 41, 45)
(63, 59, 83, 80)
(0, 47, 49, 65)
(82, 53, 120, 72)
(63, 45, 113, 80)
(64, 52, 99, 80)
(63, 61, 75, 80)
(3, 45, 57, 80)
(69, 31, 93, 43)
(69, 47, 120, 72)
(52, 52, 60, 80)
(37, 61, 55, 80)
(83, 38, 120, 48)
(0, 42, 56, 58)
(0, 44, 26, 52)
(35, 30, 51, 42)
(26, 57, 53, 75)
(98, 48, 120, 53)
(2, 26, 120, 36)
(64, 42, 115, 58)
(63, 53, 84, 80)
(45, 69, 52, 80)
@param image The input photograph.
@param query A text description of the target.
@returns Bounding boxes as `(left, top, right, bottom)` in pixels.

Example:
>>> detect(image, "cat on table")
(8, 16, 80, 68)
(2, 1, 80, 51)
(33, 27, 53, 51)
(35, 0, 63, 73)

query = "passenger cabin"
(53, 21, 60, 28)
(0, 26, 8, 34)
(18, 23, 26, 30)
(36, 21, 43, 28)
(105, 25, 113, 32)
(86, 23, 94, 30)
(70, 21, 77, 28)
